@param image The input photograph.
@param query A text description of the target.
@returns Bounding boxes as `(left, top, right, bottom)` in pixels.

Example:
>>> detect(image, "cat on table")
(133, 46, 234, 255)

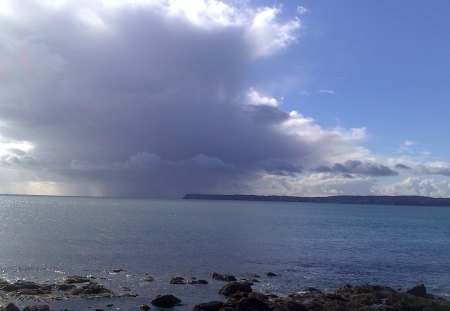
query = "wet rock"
(63, 276, 91, 284)
(23, 305, 50, 311)
(106, 269, 126, 273)
(193, 301, 224, 311)
(141, 275, 154, 282)
(283, 299, 308, 311)
(72, 282, 114, 297)
(139, 304, 150, 311)
(212, 273, 236, 282)
(0, 303, 20, 311)
(106, 304, 114, 308)
(406, 283, 427, 298)
(219, 282, 252, 296)
(169, 276, 186, 284)
(266, 272, 277, 277)
(14, 288, 52, 296)
(188, 277, 209, 285)
(234, 297, 271, 311)
(0, 279, 9, 288)
(55, 283, 76, 291)
(2, 281, 41, 292)
(151, 295, 181, 308)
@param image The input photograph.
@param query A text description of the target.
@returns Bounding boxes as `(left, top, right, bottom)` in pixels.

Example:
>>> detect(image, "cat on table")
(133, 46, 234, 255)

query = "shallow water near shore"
(0, 195, 449, 310)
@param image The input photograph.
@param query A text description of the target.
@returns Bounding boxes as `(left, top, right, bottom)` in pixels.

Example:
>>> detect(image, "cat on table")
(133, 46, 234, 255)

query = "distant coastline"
(183, 194, 450, 207)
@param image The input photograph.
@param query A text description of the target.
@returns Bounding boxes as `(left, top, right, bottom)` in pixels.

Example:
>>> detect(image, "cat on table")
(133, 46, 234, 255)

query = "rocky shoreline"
(1, 272, 449, 311)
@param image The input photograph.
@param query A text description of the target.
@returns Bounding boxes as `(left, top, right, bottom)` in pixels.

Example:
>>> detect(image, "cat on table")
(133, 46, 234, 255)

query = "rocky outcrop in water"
(151, 294, 181, 308)
(212, 283, 450, 311)
(212, 273, 237, 282)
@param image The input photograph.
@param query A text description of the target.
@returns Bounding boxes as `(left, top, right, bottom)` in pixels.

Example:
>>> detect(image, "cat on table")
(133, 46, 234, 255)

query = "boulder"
(188, 277, 208, 285)
(284, 299, 308, 311)
(1, 280, 41, 292)
(234, 297, 271, 311)
(139, 304, 151, 311)
(406, 283, 427, 298)
(72, 282, 114, 297)
(266, 272, 277, 277)
(0, 303, 20, 311)
(151, 295, 181, 308)
(142, 275, 154, 282)
(193, 301, 224, 311)
(212, 273, 236, 282)
(169, 276, 186, 284)
(219, 282, 252, 296)
(0, 278, 9, 288)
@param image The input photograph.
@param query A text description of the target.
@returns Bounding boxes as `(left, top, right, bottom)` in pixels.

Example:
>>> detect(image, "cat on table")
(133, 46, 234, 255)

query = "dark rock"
(151, 295, 181, 308)
(219, 282, 252, 296)
(193, 301, 224, 311)
(63, 276, 91, 284)
(2, 280, 41, 292)
(188, 277, 208, 285)
(169, 276, 186, 284)
(0, 278, 9, 288)
(139, 304, 150, 311)
(72, 282, 114, 297)
(94, 309, 104, 311)
(304, 287, 324, 295)
(142, 275, 154, 282)
(266, 272, 277, 277)
(106, 269, 125, 273)
(55, 283, 76, 291)
(284, 299, 308, 311)
(212, 273, 237, 282)
(14, 288, 51, 296)
(0, 303, 20, 311)
(23, 305, 50, 311)
(234, 297, 271, 311)
(406, 283, 427, 298)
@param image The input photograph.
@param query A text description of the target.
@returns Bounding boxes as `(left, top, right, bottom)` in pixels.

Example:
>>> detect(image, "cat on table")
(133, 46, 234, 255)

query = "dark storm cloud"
(395, 163, 411, 170)
(0, 1, 374, 197)
(315, 160, 398, 177)
(257, 158, 302, 176)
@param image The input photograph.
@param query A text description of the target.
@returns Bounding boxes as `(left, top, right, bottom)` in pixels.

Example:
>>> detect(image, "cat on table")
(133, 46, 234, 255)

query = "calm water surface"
(0, 195, 449, 309)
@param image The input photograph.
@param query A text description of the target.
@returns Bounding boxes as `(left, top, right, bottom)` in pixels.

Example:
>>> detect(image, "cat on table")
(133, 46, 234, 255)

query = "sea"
(0, 195, 449, 310)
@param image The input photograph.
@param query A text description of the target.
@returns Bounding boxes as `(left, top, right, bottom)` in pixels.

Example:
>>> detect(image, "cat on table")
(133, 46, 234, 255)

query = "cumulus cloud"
(247, 87, 280, 107)
(0, 0, 447, 198)
(373, 177, 450, 198)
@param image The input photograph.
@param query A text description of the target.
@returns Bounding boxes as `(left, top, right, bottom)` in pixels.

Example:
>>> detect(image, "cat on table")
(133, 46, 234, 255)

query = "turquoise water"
(0, 195, 449, 309)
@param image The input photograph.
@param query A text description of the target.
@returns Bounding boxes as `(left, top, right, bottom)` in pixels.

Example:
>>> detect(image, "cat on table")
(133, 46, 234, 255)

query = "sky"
(0, 0, 449, 198)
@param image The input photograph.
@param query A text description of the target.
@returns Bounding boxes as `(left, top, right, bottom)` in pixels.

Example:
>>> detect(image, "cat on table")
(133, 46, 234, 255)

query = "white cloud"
(373, 177, 450, 197)
(246, 6, 301, 57)
(247, 87, 279, 107)
(251, 172, 375, 197)
(296, 6, 310, 15)
(317, 89, 335, 94)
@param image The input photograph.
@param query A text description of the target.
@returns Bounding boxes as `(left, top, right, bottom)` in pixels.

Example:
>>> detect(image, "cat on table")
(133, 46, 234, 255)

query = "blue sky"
(0, 0, 449, 197)
(251, 0, 449, 158)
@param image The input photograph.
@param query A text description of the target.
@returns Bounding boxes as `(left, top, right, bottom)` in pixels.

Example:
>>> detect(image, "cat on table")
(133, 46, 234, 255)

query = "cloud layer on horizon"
(0, 0, 449, 198)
